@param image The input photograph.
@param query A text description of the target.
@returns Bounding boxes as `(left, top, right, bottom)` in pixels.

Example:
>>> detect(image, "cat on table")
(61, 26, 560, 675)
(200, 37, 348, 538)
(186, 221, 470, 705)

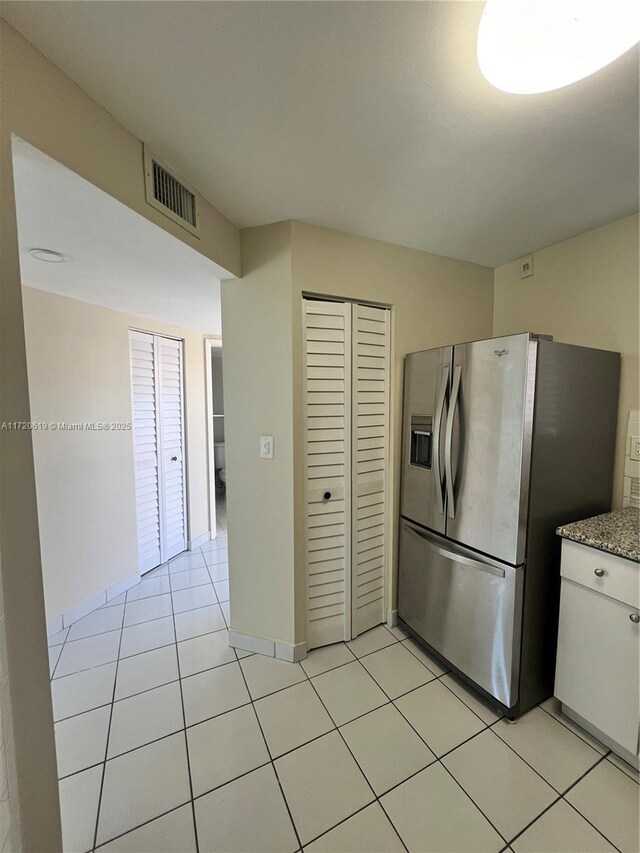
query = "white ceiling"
(12, 138, 221, 334)
(3, 2, 638, 267)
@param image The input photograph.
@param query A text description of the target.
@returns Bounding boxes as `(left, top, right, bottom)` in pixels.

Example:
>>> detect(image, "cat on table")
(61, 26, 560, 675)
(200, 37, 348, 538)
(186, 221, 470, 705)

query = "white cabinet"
(555, 540, 639, 767)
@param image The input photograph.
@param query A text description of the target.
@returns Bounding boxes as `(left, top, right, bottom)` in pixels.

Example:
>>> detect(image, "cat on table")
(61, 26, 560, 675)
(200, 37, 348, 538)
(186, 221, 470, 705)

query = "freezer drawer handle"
(445, 365, 462, 519)
(405, 524, 505, 579)
(432, 366, 449, 515)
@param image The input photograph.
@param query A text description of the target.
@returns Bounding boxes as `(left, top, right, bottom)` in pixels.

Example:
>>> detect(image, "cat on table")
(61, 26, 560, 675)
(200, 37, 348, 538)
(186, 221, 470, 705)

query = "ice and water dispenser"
(410, 415, 433, 469)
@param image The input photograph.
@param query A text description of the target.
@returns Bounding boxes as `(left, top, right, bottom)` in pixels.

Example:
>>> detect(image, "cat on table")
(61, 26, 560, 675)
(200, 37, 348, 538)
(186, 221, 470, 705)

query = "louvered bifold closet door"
(304, 299, 352, 648)
(158, 336, 186, 562)
(130, 331, 186, 573)
(351, 304, 390, 635)
(130, 331, 162, 573)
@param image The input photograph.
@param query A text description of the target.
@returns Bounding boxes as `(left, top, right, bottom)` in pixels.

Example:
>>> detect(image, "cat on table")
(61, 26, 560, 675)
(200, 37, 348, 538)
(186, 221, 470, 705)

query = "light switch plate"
(631, 435, 640, 460)
(260, 435, 274, 459)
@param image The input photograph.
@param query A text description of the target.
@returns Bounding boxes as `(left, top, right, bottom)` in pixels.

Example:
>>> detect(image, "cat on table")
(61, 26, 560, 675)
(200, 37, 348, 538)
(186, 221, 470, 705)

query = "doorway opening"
(12, 135, 232, 851)
(206, 339, 227, 537)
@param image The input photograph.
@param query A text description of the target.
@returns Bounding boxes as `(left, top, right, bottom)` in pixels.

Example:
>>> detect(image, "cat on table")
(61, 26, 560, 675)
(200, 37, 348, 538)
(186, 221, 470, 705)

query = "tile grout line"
(488, 716, 606, 797)
(345, 634, 544, 845)
(371, 631, 624, 838)
(48, 541, 226, 644)
(51, 546, 223, 847)
(92, 801, 192, 851)
(234, 657, 304, 852)
(379, 663, 608, 848)
(61, 623, 601, 783)
(49, 626, 71, 681)
(439, 761, 511, 847)
(557, 753, 625, 853)
(57, 637, 252, 730)
(345, 647, 510, 850)
(54, 563, 228, 644)
(504, 752, 615, 852)
(83, 554, 230, 847)
(50, 595, 230, 676)
(90, 587, 127, 851)
(298, 650, 411, 851)
(561, 793, 624, 853)
(372, 635, 623, 849)
(204, 559, 223, 605)
(168, 558, 201, 853)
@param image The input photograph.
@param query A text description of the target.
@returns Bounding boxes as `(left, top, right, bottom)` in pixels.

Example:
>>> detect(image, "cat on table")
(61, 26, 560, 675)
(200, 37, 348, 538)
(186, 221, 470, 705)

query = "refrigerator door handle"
(445, 365, 461, 519)
(404, 523, 506, 579)
(432, 366, 449, 515)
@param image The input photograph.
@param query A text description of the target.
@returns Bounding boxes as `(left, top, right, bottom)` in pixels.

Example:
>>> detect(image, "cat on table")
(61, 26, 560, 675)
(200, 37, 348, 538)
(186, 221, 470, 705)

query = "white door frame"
(205, 337, 222, 539)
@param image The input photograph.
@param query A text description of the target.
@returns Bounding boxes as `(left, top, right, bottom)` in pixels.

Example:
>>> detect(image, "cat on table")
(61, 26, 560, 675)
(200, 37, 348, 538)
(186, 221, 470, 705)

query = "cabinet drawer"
(560, 539, 639, 607)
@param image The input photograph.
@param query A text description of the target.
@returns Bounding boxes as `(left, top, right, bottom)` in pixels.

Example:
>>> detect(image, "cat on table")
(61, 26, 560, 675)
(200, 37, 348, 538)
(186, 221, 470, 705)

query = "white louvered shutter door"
(304, 299, 352, 648)
(130, 331, 162, 573)
(157, 336, 186, 562)
(351, 304, 390, 636)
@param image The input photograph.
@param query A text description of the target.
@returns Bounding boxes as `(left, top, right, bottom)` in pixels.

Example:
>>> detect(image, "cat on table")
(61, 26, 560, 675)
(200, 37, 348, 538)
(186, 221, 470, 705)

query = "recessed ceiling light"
(29, 248, 66, 263)
(477, 0, 640, 94)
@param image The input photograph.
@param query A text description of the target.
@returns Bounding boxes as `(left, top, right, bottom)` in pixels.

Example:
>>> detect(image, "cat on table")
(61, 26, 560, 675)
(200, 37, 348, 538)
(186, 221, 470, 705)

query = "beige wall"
(0, 20, 239, 847)
(223, 222, 297, 645)
(22, 287, 212, 623)
(494, 214, 640, 508)
(223, 221, 494, 648)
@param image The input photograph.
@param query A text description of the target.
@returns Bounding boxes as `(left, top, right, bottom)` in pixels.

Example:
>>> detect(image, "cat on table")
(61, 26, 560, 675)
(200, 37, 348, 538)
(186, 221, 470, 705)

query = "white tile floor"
(49, 536, 639, 852)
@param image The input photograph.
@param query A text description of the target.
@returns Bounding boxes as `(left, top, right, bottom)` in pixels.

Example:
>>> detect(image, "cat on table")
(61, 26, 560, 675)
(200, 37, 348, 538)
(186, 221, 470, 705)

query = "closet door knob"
(594, 568, 605, 577)
(171, 456, 178, 462)
(323, 491, 332, 501)
(630, 613, 640, 624)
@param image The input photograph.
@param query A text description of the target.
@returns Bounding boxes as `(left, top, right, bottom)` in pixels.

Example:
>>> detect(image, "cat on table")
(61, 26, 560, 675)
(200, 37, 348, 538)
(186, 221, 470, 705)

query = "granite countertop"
(557, 506, 640, 562)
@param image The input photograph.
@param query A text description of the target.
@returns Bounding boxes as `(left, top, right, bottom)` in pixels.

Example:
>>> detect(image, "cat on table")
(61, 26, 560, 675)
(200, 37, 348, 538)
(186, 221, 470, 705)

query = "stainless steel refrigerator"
(398, 333, 620, 717)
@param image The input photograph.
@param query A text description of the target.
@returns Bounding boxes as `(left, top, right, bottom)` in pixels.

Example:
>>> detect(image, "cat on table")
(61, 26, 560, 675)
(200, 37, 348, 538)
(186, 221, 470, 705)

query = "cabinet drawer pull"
(630, 613, 640, 624)
(594, 568, 605, 577)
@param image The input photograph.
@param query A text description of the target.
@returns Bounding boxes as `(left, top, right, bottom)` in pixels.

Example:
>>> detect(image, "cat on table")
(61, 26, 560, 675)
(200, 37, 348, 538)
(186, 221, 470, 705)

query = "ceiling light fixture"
(477, 0, 640, 94)
(28, 248, 66, 263)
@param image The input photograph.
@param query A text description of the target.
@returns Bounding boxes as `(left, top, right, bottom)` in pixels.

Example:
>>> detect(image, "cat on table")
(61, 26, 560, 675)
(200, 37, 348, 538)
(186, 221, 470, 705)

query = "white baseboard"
(275, 640, 307, 663)
(562, 703, 639, 770)
(61, 590, 106, 630)
(386, 608, 398, 628)
(106, 572, 140, 602)
(188, 531, 211, 550)
(48, 570, 140, 636)
(228, 631, 307, 663)
(228, 630, 274, 657)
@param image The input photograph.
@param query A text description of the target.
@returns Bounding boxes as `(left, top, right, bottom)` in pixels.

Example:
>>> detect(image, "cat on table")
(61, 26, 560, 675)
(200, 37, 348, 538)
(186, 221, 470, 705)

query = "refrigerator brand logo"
(494, 348, 509, 357)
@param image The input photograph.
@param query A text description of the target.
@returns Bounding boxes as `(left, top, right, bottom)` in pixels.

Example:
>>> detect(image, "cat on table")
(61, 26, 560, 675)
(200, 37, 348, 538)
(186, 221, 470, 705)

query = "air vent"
(143, 145, 200, 237)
